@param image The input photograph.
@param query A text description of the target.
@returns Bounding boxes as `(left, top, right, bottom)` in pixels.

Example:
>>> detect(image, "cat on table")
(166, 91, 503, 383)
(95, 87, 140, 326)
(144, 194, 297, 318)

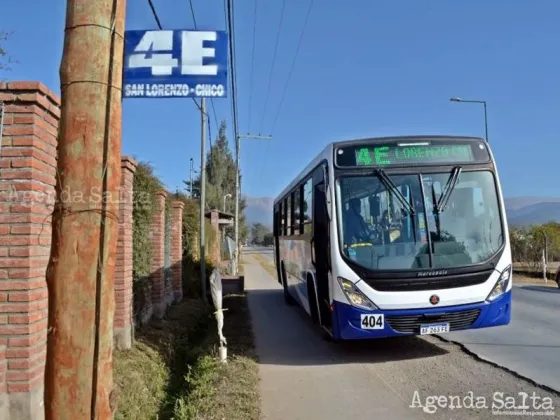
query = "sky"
(1, 0, 559, 200)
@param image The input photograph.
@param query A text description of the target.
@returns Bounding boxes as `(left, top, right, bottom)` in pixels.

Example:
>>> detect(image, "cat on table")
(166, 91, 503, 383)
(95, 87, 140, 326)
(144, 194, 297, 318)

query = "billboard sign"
(123, 30, 228, 98)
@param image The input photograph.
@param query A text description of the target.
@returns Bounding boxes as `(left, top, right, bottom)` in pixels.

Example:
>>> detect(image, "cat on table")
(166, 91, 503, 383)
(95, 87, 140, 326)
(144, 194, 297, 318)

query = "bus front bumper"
(331, 290, 511, 341)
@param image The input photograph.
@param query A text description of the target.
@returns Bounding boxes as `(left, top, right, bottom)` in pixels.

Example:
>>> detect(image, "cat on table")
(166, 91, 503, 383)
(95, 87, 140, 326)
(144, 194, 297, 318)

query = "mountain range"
(244, 196, 560, 229)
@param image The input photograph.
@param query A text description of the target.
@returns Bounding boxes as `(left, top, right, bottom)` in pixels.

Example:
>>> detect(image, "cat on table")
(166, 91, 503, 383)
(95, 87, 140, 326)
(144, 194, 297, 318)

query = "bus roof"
(272, 135, 487, 205)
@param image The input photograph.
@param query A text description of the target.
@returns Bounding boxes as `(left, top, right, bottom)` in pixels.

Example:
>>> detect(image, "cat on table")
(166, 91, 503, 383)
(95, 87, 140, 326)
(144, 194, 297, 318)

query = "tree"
(251, 222, 271, 245)
(0, 31, 16, 74)
(186, 120, 250, 246)
(183, 178, 200, 198)
(262, 232, 274, 247)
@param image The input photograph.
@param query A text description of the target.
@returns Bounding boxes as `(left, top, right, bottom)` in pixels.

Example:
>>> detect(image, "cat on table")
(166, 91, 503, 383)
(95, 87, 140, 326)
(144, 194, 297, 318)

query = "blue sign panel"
(123, 30, 228, 98)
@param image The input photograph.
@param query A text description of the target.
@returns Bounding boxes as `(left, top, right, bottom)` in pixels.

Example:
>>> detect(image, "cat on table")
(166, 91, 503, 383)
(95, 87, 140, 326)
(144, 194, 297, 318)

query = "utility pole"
(233, 133, 272, 274)
(44, 0, 125, 418)
(199, 98, 208, 300)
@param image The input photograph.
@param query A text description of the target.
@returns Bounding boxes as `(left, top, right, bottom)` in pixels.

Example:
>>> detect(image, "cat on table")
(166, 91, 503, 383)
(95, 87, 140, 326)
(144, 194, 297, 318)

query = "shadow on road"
(247, 288, 449, 368)
(519, 285, 560, 294)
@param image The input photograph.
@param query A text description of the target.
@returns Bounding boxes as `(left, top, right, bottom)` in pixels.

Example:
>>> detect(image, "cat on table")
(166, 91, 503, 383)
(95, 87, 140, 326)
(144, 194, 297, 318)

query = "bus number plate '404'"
(360, 314, 384, 329)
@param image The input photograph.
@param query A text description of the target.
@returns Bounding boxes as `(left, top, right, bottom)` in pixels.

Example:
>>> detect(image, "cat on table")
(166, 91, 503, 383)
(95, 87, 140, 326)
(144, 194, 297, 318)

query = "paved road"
(242, 249, 560, 420)
(247, 247, 560, 392)
(444, 284, 560, 392)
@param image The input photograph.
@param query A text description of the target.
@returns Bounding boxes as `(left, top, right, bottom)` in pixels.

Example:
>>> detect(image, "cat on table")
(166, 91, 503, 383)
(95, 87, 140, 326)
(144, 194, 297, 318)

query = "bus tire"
(282, 264, 296, 305)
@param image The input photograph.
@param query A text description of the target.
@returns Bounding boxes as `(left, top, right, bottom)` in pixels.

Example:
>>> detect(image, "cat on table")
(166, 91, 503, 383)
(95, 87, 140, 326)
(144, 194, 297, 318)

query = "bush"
(132, 162, 164, 281)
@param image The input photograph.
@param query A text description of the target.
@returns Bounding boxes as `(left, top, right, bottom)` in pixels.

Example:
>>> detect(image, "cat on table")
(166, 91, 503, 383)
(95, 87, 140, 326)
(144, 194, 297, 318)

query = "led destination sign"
(336, 141, 490, 167)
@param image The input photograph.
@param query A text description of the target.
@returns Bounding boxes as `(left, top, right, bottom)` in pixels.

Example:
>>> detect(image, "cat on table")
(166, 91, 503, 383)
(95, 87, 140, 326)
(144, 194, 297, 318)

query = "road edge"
(433, 334, 560, 397)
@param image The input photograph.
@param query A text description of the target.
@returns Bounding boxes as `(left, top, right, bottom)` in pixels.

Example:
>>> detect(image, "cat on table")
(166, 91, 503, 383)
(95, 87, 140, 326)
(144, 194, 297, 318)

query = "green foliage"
(132, 161, 163, 281)
(189, 121, 250, 246)
(510, 222, 560, 265)
(0, 31, 16, 73)
(172, 191, 219, 297)
(251, 222, 271, 246)
(262, 232, 274, 246)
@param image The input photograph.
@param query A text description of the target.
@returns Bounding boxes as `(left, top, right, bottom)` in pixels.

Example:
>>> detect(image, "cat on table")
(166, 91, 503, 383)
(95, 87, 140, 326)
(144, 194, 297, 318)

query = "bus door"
(312, 164, 331, 328)
(273, 203, 282, 284)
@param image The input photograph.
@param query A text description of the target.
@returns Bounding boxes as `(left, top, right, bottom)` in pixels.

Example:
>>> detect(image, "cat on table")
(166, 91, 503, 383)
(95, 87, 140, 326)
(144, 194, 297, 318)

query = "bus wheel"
(282, 265, 295, 305)
(307, 277, 320, 325)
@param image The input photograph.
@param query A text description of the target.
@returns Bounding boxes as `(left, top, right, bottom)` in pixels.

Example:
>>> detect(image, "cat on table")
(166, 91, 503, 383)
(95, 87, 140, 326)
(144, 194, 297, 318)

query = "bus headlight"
(486, 265, 511, 302)
(337, 277, 377, 310)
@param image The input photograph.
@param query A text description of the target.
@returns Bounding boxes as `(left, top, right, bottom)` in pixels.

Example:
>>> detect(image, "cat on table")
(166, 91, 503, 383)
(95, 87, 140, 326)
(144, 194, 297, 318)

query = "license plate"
(420, 322, 449, 335)
(360, 314, 384, 329)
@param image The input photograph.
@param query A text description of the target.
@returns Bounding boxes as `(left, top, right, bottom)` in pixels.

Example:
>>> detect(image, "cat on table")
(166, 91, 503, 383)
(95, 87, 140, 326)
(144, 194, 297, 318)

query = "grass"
(172, 294, 260, 420)
(512, 273, 558, 287)
(113, 289, 260, 419)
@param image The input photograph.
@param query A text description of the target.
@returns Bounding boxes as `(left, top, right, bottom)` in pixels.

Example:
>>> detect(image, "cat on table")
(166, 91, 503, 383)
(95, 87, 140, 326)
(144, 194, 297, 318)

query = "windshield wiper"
(375, 169, 415, 215)
(436, 166, 462, 213)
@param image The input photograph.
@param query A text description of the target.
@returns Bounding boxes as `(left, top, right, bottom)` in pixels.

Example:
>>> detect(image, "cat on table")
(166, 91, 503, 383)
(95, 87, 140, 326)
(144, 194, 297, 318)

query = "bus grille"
(386, 309, 481, 334)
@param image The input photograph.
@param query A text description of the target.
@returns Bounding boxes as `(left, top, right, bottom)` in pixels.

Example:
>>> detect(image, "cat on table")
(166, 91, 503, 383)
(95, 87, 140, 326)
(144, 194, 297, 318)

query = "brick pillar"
(114, 156, 137, 349)
(0, 82, 59, 419)
(150, 190, 167, 318)
(0, 345, 8, 418)
(170, 201, 184, 302)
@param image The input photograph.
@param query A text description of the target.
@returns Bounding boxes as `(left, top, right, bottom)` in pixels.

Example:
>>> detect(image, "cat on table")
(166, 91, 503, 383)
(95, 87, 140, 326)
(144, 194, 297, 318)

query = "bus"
(272, 136, 511, 341)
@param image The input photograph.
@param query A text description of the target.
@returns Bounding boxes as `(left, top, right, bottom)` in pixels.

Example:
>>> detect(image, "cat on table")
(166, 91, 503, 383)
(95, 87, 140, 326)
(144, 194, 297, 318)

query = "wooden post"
(44, 0, 126, 418)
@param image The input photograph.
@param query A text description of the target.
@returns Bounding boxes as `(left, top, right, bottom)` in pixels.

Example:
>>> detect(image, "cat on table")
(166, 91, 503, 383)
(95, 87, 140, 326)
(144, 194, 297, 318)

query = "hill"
(504, 197, 560, 227)
(244, 195, 560, 229)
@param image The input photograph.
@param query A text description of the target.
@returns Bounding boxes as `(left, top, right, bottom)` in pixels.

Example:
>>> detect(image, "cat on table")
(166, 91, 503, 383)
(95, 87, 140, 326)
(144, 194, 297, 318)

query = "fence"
(0, 81, 223, 419)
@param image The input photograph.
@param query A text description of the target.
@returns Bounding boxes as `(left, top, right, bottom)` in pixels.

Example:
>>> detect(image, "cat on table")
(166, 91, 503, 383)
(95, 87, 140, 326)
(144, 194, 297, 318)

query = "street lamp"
(450, 97, 489, 143)
(223, 193, 232, 212)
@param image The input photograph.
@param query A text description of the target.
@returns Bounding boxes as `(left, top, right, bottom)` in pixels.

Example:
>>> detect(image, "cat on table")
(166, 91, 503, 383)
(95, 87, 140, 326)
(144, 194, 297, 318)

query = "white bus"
(272, 136, 511, 341)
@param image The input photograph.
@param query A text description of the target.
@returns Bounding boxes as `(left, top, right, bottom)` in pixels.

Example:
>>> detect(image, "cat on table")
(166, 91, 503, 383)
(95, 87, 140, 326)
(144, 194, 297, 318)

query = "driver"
(344, 198, 372, 246)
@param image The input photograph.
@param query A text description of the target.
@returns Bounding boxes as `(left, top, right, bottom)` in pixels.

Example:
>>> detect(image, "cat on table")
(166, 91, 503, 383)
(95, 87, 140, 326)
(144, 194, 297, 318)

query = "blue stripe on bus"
(331, 290, 511, 340)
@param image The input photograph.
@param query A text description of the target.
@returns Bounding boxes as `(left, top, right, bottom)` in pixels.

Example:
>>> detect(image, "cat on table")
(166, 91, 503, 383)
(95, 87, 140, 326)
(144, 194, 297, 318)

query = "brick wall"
(114, 156, 137, 350)
(150, 190, 167, 318)
(0, 82, 59, 419)
(171, 201, 184, 302)
(0, 81, 187, 418)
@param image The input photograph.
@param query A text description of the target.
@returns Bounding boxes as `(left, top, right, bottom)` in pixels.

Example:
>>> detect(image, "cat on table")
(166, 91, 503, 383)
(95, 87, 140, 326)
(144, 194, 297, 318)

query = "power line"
(188, 0, 198, 28)
(258, 0, 286, 134)
(226, 0, 239, 145)
(247, 0, 258, 133)
(147, 0, 163, 28)
(270, 0, 314, 134)
(145, 0, 219, 142)
(186, 0, 220, 136)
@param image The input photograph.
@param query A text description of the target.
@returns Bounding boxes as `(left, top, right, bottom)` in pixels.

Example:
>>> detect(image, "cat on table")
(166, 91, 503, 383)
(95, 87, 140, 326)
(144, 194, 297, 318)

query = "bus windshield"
(336, 170, 504, 270)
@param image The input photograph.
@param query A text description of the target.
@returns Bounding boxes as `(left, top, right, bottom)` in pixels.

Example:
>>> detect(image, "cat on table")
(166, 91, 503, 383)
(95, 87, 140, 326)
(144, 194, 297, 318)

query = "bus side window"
(282, 198, 287, 235)
(293, 188, 301, 235)
(286, 194, 292, 235)
(303, 178, 313, 234)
